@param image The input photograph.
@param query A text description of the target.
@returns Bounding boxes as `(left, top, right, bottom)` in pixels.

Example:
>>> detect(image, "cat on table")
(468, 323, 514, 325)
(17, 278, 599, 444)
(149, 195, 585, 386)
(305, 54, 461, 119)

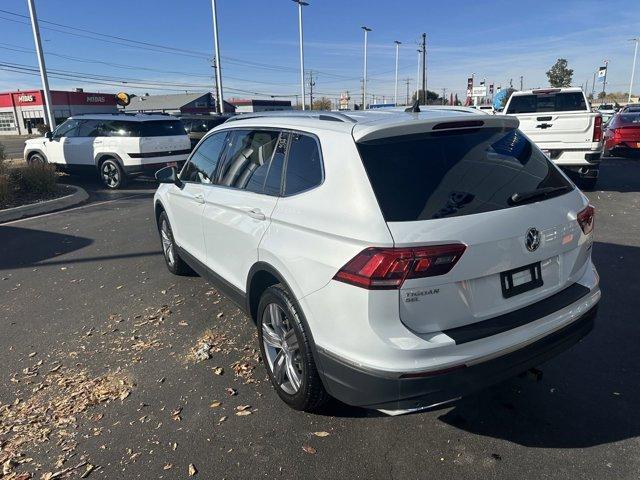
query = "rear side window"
(102, 120, 136, 137)
(215, 129, 281, 193)
(506, 92, 587, 114)
(283, 133, 323, 195)
(181, 131, 228, 184)
(138, 120, 185, 137)
(357, 127, 572, 222)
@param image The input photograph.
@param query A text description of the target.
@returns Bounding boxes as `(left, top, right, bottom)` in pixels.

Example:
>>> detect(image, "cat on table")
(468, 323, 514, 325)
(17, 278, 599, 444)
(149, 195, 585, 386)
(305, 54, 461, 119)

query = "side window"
(76, 120, 103, 137)
(263, 134, 288, 196)
(102, 120, 136, 137)
(215, 129, 281, 193)
(52, 119, 81, 139)
(181, 131, 228, 184)
(283, 133, 323, 195)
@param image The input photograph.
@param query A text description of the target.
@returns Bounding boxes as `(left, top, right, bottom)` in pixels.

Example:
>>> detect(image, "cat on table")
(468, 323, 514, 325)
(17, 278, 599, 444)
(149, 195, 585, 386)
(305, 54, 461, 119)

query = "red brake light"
(333, 244, 466, 290)
(613, 128, 622, 141)
(577, 205, 595, 235)
(593, 115, 603, 142)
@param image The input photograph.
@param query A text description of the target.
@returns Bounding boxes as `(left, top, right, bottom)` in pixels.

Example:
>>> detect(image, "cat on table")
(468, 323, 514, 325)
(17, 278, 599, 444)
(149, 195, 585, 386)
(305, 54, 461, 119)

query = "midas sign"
(86, 96, 106, 103)
(18, 94, 35, 102)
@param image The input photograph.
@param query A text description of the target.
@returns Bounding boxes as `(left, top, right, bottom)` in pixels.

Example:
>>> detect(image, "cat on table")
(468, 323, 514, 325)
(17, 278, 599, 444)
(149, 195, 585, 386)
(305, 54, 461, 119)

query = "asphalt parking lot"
(1, 159, 639, 480)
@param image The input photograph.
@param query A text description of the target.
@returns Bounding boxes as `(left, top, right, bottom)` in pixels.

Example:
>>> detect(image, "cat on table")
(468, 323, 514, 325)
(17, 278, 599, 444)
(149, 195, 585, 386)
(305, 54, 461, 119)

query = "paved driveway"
(1, 159, 639, 479)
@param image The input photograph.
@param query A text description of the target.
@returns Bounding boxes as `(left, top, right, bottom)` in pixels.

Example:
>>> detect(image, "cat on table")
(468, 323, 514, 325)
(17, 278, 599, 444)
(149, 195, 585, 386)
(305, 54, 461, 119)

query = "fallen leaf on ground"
(81, 463, 96, 478)
(212, 367, 224, 375)
(302, 445, 317, 454)
(225, 388, 237, 396)
(163, 463, 173, 470)
(312, 431, 330, 437)
(188, 463, 197, 476)
(235, 405, 250, 411)
(209, 401, 221, 408)
(235, 410, 252, 416)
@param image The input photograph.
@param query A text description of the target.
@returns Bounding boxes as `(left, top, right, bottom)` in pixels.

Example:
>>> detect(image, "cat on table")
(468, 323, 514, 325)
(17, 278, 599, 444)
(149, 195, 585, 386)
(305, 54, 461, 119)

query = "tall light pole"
(629, 38, 639, 103)
(394, 40, 401, 106)
(416, 48, 422, 103)
(27, 0, 55, 130)
(361, 26, 371, 109)
(293, 0, 308, 110)
(210, 0, 224, 114)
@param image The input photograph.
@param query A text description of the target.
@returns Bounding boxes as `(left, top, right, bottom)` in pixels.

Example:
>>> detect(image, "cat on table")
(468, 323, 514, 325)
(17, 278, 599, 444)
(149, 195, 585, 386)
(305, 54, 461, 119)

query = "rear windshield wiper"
(509, 185, 572, 205)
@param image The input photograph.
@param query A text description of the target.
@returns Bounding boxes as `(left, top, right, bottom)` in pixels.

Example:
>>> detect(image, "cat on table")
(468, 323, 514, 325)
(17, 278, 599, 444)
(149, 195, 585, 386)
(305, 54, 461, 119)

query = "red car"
(604, 111, 640, 157)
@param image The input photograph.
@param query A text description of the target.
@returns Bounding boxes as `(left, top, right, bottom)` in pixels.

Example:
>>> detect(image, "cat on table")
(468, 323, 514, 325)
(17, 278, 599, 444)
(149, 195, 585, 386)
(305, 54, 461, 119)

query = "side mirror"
(45, 131, 53, 140)
(155, 166, 183, 188)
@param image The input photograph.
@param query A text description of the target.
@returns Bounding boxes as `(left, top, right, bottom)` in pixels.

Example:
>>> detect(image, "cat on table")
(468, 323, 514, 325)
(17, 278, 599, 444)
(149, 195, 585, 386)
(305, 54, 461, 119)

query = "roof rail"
(224, 110, 356, 124)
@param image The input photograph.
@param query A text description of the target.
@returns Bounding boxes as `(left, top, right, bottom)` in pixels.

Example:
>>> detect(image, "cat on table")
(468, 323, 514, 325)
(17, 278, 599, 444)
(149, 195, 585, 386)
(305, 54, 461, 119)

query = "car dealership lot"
(1, 159, 639, 479)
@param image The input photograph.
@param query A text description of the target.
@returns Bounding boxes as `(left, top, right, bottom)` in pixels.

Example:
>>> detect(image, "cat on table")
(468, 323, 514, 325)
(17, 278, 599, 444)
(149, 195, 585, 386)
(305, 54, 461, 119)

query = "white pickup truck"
(503, 87, 603, 189)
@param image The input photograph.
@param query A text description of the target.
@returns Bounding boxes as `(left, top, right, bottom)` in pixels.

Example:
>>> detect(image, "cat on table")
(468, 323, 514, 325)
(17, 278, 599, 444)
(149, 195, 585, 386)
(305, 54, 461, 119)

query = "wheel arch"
(25, 148, 46, 162)
(154, 200, 166, 229)
(95, 152, 125, 168)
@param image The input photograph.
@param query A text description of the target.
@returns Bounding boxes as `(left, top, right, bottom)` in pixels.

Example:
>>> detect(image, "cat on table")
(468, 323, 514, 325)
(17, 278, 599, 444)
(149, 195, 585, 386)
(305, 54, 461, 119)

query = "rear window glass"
(506, 92, 587, 114)
(357, 127, 572, 222)
(137, 120, 186, 137)
(617, 113, 640, 124)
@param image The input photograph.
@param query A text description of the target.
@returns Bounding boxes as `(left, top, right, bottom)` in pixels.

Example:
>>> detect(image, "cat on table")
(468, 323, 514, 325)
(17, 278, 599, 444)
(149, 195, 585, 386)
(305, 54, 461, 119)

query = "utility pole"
(27, 0, 55, 130)
(292, 0, 308, 110)
(591, 70, 596, 99)
(307, 70, 315, 110)
(404, 78, 410, 105)
(416, 48, 422, 103)
(360, 78, 364, 110)
(361, 26, 372, 110)
(394, 40, 401, 106)
(421, 33, 426, 104)
(602, 60, 609, 98)
(212, 57, 219, 113)
(520, 75, 523, 91)
(629, 38, 639, 103)
(442, 87, 446, 105)
(210, 0, 225, 114)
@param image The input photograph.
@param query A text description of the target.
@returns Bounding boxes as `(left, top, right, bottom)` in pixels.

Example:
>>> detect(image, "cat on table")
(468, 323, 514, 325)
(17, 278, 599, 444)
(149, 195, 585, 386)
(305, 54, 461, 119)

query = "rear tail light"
(593, 115, 603, 142)
(612, 128, 622, 141)
(333, 244, 466, 290)
(577, 205, 595, 235)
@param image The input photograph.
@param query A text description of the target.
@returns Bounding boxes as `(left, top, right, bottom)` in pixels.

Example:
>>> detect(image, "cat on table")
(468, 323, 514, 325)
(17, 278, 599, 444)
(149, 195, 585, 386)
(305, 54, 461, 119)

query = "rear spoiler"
(352, 115, 519, 143)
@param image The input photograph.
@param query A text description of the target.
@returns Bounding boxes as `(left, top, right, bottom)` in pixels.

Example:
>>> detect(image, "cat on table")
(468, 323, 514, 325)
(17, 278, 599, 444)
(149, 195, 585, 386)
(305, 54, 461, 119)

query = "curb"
(0, 184, 89, 223)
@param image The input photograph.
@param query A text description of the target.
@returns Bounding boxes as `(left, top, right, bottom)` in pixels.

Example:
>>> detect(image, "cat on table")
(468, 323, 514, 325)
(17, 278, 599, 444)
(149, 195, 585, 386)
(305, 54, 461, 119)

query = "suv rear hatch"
(354, 118, 593, 334)
(505, 90, 597, 147)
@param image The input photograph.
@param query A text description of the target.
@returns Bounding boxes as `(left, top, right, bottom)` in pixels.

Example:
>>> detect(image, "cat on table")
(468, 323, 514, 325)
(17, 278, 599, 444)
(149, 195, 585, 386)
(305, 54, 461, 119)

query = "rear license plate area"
(500, 262, 543, 298)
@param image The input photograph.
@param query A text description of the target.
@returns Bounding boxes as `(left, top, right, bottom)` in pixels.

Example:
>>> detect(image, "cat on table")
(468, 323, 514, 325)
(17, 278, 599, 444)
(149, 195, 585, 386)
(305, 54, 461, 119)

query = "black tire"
(577, 177, 598, 191)
(257, 284, 329, 411)
(157, 211, 192, 275)
(27, 152, 46, 165)
(99, 158, 127, 189)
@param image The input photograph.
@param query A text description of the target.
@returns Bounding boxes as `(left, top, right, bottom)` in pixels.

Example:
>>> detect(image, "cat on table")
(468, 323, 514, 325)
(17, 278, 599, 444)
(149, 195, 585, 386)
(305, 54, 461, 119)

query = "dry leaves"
(312, 431, 330, 437)
(188, 463, 197, 476)
(209, 401, 222, 408)
(302, 445, 317, 454)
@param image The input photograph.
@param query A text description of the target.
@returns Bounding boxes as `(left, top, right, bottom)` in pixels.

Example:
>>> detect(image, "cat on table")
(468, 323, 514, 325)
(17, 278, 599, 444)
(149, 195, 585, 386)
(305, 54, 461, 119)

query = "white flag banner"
(597, 66, 607, 82)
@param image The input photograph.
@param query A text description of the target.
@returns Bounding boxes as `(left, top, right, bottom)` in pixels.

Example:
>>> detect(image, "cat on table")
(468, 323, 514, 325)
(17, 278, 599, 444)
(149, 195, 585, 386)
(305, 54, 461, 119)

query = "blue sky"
(1, 0, 639, 103)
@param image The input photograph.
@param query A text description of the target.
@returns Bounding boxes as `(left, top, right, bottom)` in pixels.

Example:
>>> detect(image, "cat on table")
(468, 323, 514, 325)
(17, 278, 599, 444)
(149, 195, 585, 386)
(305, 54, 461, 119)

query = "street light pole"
(394, 40, 401, 106)
(629, 38, 639, 103)
(210, 0, 225, 114)
(293, 0, 308, 110)
(416, 48, 421, 104)
(361, 26, 371, 109)
(27, 0, 55, 130)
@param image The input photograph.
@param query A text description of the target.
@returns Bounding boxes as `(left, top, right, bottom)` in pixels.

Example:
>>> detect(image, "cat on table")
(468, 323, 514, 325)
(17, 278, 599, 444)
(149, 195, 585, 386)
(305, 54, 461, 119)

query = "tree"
(546, 58, 573, 87)
(412, 89, 439, 104)
(312, 97, 332, 111)
(500, 88, 517, 109)
(454, 93, 461, 106)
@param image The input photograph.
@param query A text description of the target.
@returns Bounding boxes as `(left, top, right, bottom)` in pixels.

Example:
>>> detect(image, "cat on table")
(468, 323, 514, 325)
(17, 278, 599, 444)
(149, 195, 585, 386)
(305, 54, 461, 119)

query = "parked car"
(597, 103, 618, 125)
(603, 111, 640, 157)
(153, 110, 600, 413)
(470, 104, 495, 114)
(177, 114, 233, 149)
(24, 114, 191, 189)
(503, 87, 603, 189)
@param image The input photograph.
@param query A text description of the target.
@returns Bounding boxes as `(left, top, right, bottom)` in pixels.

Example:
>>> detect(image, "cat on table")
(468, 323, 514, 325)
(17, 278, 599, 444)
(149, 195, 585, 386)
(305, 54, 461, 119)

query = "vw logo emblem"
(525, 227, 541, 252)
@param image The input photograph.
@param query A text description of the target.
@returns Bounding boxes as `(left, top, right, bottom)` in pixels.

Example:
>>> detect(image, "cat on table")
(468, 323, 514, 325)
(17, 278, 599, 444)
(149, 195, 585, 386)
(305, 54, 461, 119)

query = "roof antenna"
(405, 99, 420, 113)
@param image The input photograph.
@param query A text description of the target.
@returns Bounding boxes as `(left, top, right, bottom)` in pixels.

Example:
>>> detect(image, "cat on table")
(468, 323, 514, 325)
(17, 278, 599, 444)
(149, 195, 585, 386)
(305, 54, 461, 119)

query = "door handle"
(536, 123, 553, 129)
(192, 193, 205, 204)
(246, 208, 266, 221)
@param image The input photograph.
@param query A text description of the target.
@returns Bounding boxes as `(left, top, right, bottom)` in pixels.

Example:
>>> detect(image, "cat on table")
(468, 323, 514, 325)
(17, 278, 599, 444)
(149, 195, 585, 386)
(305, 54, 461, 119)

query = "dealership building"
(0, 89, 117, 135)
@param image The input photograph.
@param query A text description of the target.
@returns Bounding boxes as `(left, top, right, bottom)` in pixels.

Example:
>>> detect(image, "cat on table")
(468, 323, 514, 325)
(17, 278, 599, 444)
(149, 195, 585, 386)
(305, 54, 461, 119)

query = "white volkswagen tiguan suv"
(153, 109, 600, 413)
(24, 114, 191, 189)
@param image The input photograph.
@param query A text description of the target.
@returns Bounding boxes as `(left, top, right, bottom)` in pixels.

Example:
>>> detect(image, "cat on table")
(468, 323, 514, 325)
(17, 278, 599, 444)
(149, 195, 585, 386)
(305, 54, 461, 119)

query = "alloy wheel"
(160, 220, 175, 266)
(101, 161, 120, 188)
(261, 303, 303, 395)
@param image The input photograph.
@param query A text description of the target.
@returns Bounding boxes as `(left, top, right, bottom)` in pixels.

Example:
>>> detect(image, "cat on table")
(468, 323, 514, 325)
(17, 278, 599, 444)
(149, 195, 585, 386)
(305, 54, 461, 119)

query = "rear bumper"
(317, 304, 597, 410)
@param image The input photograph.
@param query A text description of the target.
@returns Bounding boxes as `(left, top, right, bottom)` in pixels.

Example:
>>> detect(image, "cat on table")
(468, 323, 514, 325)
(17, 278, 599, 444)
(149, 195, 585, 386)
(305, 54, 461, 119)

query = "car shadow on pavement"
(0, 226, 93, 270)
(437, 241, 640, 448)
(595, 157, 640, 193)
